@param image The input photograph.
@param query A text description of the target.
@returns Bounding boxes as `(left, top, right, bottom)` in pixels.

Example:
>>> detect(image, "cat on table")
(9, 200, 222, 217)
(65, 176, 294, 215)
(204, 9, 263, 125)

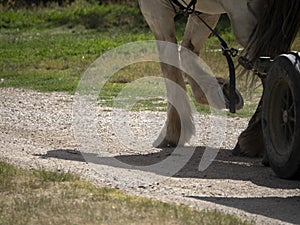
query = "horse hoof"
(217, 77, 244, 110)
(232, 142, 256, 157)
(153, 139, 178, 148)
(232, 143, 241, 156)
(262, 154, 270, 167)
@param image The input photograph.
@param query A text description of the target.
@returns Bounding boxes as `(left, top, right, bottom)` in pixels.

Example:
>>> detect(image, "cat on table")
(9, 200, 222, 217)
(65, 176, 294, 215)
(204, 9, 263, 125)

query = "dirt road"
(0, 88, 299, 224)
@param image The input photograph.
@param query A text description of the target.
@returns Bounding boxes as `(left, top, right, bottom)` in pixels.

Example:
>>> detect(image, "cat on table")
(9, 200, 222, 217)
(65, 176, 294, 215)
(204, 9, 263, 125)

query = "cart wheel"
(262, 52, 300, 179)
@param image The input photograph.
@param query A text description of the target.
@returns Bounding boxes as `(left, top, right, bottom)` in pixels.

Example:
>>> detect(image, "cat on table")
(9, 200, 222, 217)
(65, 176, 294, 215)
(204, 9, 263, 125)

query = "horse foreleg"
(180, 13, 226, 109)
(139, 0, 195, 147)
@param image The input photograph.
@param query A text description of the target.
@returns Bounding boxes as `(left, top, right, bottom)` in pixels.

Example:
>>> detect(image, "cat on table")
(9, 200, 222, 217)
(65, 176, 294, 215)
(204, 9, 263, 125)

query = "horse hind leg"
(233, 99, 265, 158)
(139, 0, 195, 147)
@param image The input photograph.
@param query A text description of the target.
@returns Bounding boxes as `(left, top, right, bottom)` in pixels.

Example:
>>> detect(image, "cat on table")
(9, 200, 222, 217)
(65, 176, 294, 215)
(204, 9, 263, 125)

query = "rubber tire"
(262, 52, 300, 179)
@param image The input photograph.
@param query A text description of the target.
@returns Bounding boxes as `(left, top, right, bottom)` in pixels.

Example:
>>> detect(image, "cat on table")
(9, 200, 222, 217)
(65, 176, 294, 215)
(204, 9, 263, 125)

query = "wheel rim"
(268, 77, 296, 157)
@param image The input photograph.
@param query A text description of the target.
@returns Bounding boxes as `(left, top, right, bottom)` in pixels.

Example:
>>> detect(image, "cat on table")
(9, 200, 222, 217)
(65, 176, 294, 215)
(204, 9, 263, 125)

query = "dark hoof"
(232, 142, 241, 156)
(153, 139, 178, 148)
(217, 77, 244, 110)
(262, 154, 270, 167)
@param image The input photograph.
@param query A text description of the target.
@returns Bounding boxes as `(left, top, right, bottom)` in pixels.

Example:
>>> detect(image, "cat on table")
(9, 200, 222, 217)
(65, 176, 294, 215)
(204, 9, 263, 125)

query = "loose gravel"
(1, 88, 300, 225)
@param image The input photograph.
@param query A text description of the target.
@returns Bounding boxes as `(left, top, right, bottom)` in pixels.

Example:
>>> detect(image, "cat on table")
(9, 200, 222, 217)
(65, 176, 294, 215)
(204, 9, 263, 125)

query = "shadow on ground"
(188, 195, 300, 224)
(34, 149, 85, 162)
(35, 147, 300, 224)
(36, 147, 300, 188)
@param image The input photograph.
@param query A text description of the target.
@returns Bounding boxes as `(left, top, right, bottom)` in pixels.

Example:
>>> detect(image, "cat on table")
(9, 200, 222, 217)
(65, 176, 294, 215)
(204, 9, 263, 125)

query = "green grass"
(0, 161, 254, 225)
(2, 1, 297, 117)
(0, 2, 233, 92)
(0, 2, 153, 94)
(0, 25, 152, 93)
(98, 69, 260, 117)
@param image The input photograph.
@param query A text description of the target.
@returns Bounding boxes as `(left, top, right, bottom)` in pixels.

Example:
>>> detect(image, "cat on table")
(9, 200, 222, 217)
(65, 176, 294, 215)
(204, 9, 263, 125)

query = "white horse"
(138, 0, 300, 159)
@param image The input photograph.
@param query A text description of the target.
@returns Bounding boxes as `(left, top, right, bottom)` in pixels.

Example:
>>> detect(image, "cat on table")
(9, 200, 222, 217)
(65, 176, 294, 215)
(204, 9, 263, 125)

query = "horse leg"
(233, 99, 265, 157)
(220, 0, 267, 157)
(180, 13, 246, 112)
(233, 78, 267, 158)
(139, 0, 195, 147)
(180, 13, 231, 109)
(181, 14, 220, 107)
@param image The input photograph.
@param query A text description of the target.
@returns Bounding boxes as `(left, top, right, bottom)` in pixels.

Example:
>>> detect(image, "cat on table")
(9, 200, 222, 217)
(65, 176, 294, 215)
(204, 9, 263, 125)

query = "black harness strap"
(193, 11, 238, 113)
(170, 0, 186, 10)
(170, 0, 197, 13)
(169, 0, 238, 113)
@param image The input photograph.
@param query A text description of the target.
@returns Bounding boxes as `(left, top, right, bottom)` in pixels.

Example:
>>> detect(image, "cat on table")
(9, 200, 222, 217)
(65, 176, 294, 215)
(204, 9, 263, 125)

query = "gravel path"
(1, 88, 300, 224)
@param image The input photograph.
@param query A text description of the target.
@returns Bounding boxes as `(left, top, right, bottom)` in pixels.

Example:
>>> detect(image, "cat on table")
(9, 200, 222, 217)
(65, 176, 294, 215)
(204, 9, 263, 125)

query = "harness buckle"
(229, 48, 238, 57)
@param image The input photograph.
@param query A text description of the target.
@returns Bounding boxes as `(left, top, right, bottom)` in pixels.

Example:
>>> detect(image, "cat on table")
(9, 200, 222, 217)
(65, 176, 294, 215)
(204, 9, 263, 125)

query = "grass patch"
(0, 161, 20, 191)
(0, 161, 253, 225)
(0, 2, 233, 93)
(2, 2, 297, 117)
(0, 70, 79, 93)
(0, 2, 153, 93)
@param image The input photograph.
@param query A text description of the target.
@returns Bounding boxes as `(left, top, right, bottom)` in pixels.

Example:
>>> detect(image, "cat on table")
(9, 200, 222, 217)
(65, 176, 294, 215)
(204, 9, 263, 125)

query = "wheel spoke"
(281, 88, 288, 108)
(286, 88, 290, 108)
(280, 86, 295, 142)
(284, 124, 288, 138)
(288, 102, 294, 112)
(288, 123, 294, 138)
(282, 98, 288, 109)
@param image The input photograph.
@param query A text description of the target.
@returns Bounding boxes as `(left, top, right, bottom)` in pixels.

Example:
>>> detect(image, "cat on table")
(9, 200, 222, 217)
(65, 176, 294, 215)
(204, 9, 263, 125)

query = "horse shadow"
(33, 149, 86, 162)
(35, 146, 300, 189)
(35, 147, 300, 224)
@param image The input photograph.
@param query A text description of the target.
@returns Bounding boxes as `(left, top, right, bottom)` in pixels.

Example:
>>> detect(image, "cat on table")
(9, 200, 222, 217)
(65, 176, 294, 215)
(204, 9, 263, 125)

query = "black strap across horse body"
(171, 0, 197, 10)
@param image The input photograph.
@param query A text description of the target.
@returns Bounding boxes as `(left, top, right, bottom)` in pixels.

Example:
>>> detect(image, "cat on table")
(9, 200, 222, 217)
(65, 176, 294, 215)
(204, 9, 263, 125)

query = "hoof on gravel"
(232, 142, 264, 157)
(262, 154, 270, 167)
(153, 138, 178, 148)
(217, 77, 244, 110)
(232, 142, 241, 156)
